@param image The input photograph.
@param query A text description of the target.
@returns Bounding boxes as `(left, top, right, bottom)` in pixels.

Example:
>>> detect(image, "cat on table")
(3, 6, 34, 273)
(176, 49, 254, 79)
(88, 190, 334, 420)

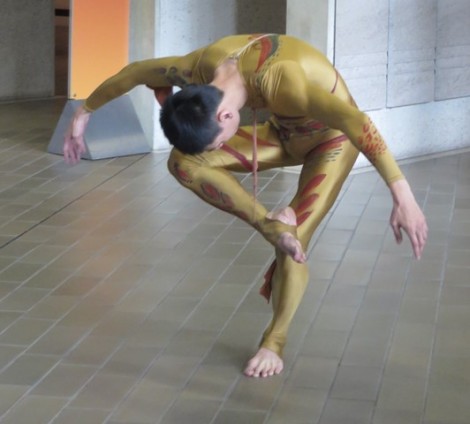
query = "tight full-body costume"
(83, 34, 404, 358)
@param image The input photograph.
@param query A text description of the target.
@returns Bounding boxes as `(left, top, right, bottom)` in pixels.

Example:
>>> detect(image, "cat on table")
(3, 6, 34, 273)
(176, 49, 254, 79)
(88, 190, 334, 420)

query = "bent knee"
(167, 148, 202, 186)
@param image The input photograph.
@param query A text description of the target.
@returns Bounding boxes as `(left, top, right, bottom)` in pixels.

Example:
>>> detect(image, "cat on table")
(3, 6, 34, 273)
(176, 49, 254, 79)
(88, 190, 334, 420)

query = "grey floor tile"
(0, 354, 58, 386)
(377, 374, 427, 413)
(144, 353, 200, 388)
(372, 408, 422, 424)
(0, 395, 67, 424)
(31, 363, 97, 396)
(183, 363, 239, 400)
(0, 288, 49, 312)
(0, 384, 29, 416)
(109, 381, 178, 423)
(341, 333, 390, 368)
(225, 376, 284, 411)
(212, 409, 267, 424)
(319, 398, 375, 424)
(434, 328, 470, 358)
(160, 395, 221, 424)
(330, 365, 383, 401)
(299, 329, 349, 359)
(267, 387, 328, 424)
(0, 318, 54, 346)
(0, 262, 43, 283)
(288, 356, 339, 389)
(64, 335, 122, 366)
(313, 305, 359, 332)
(424, 384, 470, 424)
(51, 407, 111, 424)
(27, 324, 89, 356)
(69, 372, 139, 410)
(163, 328, 218, 357)
(0, 100, 468, 423)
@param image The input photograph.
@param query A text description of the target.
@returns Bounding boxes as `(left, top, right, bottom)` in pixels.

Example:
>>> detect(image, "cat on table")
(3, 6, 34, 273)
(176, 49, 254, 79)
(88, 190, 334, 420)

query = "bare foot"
(244, 348, 284, 378)
(266, 207, 306, 264)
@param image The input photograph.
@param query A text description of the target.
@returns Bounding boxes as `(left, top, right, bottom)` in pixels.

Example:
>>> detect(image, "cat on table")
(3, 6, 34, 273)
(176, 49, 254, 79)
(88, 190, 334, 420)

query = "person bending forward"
(64, 34, 428, 378)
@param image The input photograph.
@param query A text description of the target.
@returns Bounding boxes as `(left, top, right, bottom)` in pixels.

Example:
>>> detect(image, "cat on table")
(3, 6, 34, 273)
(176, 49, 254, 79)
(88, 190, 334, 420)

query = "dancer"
(63, 34, 428, 378)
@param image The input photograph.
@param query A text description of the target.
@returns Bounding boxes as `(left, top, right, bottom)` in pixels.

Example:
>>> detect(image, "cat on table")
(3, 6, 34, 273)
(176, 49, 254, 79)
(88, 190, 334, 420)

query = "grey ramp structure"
(48, 96, 152, 160)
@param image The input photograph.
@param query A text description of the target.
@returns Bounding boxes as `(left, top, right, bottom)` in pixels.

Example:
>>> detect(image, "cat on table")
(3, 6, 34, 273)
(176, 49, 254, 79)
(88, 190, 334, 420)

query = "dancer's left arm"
(263, 62, 428, 258)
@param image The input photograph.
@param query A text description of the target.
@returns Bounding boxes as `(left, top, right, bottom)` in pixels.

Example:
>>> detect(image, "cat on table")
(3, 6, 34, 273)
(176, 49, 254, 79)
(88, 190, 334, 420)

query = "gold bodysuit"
(83, 34, 404, 357)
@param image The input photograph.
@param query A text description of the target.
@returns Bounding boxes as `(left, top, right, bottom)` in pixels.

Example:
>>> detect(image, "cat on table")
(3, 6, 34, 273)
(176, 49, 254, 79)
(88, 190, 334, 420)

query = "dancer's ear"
(216, 109, 233, 123)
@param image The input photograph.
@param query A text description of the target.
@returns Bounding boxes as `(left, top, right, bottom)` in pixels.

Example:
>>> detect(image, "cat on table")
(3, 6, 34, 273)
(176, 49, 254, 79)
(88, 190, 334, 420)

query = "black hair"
(160, 84, 223, 154)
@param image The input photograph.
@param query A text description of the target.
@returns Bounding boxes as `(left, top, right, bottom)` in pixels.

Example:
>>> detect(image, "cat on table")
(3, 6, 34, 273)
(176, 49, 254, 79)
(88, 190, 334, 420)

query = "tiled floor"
(0, 98, 469, 424)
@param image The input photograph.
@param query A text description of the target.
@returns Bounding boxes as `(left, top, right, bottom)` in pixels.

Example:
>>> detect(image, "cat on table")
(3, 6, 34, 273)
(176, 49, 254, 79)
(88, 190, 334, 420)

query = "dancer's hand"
(153, 86, 172, 106)
(389, 179, 428, 259)
(63, 105, 90, 165)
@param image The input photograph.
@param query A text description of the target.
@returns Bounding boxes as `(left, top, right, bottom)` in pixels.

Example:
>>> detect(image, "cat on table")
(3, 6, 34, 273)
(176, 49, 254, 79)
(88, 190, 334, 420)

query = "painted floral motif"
(167, 66, 189, 86)
(356, 117, 387, 163)
(173, 163, 192, 184)
(275, 117, 330, 141)
(200, 183, 239, 215)
(305, 134, 348, 163)
(294, 174, 326, 226)
(201, 182, 220, 202)
(250, 34, 280, 72)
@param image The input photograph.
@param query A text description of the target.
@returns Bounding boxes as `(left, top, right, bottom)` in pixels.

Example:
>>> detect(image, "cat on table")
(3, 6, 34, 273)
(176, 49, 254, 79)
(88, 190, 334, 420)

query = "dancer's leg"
(245, 131, 359, 377)
(168, 122, 303, 258)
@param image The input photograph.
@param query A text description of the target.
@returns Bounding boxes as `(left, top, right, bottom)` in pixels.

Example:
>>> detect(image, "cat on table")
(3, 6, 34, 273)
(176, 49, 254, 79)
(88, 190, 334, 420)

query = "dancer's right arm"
(83, 56, 181, 112)
(63, 55, 194, 164)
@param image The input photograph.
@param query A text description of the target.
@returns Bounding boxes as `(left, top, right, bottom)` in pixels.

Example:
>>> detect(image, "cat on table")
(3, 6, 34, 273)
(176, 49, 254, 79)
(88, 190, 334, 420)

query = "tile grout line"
(0, 155, 148, 251)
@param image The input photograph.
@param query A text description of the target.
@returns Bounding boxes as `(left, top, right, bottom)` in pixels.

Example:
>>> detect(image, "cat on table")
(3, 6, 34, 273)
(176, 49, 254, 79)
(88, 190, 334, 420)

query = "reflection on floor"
(0, 98, 469, 423)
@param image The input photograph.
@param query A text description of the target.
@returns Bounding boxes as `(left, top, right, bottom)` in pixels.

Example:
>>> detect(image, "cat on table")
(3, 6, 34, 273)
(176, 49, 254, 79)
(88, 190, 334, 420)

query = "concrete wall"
(287, 0, 470, 168)
(130, 0, 286, 150)
(287, 0, 335, 61)
(331, 0, 470, 165)
(0, 0, 55, 101)
(128, 0, 156, 146)
(154, 0, 285, 56)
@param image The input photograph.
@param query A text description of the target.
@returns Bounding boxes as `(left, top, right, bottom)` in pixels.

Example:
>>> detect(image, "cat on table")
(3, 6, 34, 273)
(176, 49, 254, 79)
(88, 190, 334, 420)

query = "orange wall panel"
(70, 0, 129, 99)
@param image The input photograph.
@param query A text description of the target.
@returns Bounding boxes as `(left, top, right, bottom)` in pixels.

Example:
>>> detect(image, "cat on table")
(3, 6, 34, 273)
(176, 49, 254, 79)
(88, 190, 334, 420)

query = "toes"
(253, 361, 268, 378)
(243, 366, 255, 377)
(243, 358, 260, 377)
(295, 249, 307, 264)
(279, 233, 306, 263)
(252, 359, 276, 378)
(245, 359, 270, 378)
(274, 361, 284, 375)
(245, 349, 284, 378)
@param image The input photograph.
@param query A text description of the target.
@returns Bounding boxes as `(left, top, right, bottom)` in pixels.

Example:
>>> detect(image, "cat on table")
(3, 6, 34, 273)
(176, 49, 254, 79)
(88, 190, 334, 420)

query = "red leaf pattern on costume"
(296, 211, 312, 226)
(308, 135, 348, 156)
(221, 193, 235, 209)
(173, 163, 192, 184)
(220, 144, 252, 171)
(299, 174, 326, 198)
(359, 118, 388, 163)
(296, 193, 319, 215)
(201, 183, 220, 202)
